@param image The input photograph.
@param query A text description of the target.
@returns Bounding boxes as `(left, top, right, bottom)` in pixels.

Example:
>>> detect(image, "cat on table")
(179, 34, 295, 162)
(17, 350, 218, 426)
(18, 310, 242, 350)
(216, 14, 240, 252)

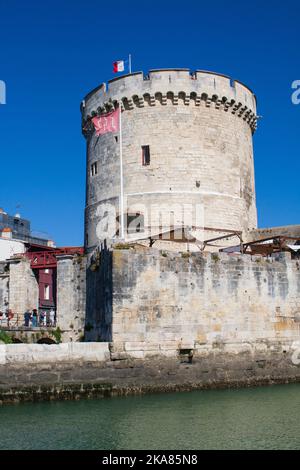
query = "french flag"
(113, 60, 125, 73)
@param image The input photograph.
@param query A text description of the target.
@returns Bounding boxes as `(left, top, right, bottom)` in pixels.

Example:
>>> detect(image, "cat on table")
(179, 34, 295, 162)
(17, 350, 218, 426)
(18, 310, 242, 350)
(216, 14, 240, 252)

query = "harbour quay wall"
(1, 340, 300, 403)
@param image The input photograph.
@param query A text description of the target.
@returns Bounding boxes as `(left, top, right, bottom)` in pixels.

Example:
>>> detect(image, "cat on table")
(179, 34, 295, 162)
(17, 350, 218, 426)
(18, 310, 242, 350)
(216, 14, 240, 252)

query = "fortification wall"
(249, 225, 300, 242)
(55, 254, 87, 342)
(8, 258, 39, 315)
(87, 248, 300, 352)
(82, 70, 258, 252)
(0, 263, 9, 314)
(1, 339, 300, 404)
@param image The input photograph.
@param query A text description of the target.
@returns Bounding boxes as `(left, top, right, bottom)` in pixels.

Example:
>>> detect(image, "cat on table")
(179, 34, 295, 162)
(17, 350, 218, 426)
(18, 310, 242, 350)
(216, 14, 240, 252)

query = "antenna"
(15, 203, 21, 218)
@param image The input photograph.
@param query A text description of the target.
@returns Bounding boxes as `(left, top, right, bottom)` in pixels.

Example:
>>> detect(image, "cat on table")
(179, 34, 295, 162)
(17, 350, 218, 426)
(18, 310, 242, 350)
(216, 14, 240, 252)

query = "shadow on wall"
(36, 338, 57, 345)
(85, 242, 112, 342)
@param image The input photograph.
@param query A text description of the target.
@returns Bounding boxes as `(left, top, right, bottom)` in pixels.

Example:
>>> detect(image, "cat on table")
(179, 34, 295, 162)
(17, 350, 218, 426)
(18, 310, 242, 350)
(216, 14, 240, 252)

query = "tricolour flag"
(113, 60, 125, 73)
(92, 108, 120, 136)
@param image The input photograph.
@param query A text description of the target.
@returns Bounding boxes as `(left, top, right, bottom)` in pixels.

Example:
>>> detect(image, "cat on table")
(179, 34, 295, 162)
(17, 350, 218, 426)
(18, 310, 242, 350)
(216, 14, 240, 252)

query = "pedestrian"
(49, 308, 55, 327)
(43, 310, 47, 327)
(1, 310, 8, 327)
(32, 309, 38, 327)
(7, 309, 14, 327)
(24, 309, 31, 327)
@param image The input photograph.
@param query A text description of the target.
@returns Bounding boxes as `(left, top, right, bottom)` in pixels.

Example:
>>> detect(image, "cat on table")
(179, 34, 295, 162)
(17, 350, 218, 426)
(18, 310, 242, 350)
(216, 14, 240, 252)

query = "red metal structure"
(24, 246, 84, 269)
(22, 245, 84, 312)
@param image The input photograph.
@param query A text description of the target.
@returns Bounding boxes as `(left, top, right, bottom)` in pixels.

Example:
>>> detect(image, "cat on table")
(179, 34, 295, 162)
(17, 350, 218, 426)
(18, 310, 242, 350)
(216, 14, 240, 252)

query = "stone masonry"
(0, 254, 86, 343)
(0, 262, 9, 314)
(8, 258, 39, 315)
(82, 69, 258, 252)
(56, 254, 87, 342)
(86, 247, 300, 358)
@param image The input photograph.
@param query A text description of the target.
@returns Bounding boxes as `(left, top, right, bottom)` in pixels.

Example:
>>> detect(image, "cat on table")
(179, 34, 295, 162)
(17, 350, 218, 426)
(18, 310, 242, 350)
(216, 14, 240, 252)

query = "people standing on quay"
(49, 308, 55, 327)
(39, 310, 47, 327)
(32, 309, 38, 327)
(24, 309, 31, 327)
(7, 309, 14, 327)
(0, 311, 6, 327)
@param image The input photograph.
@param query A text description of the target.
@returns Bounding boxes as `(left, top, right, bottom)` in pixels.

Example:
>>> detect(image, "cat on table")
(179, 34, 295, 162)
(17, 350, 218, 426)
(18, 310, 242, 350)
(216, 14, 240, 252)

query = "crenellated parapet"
(81, 69, 258, 135)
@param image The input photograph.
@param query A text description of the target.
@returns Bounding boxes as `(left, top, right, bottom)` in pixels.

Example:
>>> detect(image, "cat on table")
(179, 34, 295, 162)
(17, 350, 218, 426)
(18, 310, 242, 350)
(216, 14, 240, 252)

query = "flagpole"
(119, 103, 125, 240)
(129, 54, 132, 74)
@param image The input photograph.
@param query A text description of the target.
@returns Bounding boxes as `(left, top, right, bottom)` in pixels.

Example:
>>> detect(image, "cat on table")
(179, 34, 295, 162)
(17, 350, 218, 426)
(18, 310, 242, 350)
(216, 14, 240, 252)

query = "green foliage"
(114, 243, 132, 250)
(0, 329, 13, 344)
(51, 327, 62, 344)
(181, 252, 191, 259)
(161, 251, 168, 258)
(212, 253, 220, 262)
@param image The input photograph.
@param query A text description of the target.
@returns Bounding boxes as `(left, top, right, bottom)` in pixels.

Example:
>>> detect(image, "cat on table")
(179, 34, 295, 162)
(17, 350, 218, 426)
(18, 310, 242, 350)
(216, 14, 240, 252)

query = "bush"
(0, 330, 13, 344)
(51, 327, 62, 344)
(113, 243, 132, 250)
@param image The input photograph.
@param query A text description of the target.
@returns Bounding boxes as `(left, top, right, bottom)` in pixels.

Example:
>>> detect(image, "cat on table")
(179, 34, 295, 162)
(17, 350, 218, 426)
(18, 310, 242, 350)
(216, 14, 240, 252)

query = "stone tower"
(81, 69, 258, 253)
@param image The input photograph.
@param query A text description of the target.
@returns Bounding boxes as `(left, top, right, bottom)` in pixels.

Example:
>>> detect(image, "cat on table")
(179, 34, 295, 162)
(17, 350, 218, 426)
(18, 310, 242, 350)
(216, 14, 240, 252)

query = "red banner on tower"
(92, 108, 120, 136)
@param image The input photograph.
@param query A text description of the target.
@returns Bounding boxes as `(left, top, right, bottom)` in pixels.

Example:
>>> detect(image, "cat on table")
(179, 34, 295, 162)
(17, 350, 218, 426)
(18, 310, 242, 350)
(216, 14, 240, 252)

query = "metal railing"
(0, 313, 56, 329)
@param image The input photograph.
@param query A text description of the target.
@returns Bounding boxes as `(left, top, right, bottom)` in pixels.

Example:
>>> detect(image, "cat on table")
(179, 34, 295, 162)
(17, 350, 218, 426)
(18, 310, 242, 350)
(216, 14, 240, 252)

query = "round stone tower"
(81, 69, 258, 252)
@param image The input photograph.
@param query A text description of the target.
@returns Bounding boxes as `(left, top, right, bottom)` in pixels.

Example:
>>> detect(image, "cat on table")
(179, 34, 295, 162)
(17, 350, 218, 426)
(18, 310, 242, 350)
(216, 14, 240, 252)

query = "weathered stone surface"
(0, 262, 9, 314)
(0, 342, 110, 365)
(8, 258, 39, 315)
(82, 70, 258, 253)
(87, 249, 300, 350)
(56, 254, 86, 342)
(0, 341, 300, 404)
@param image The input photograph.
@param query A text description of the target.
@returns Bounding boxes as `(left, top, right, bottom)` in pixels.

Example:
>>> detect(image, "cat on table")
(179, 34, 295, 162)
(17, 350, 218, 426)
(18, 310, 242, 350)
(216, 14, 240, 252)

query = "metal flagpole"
(119, 103, 125, 240)
(129, 54, 132, 74)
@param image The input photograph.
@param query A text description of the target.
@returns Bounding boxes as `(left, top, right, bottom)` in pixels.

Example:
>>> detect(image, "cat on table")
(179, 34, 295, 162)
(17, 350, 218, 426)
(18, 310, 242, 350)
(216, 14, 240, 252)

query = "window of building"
(126, 213, 145, 234)
(91, 162, 98, 176)
(115, 213, 145, 236)
(142, 145, 150, 166)
(44, 285, 50, 300)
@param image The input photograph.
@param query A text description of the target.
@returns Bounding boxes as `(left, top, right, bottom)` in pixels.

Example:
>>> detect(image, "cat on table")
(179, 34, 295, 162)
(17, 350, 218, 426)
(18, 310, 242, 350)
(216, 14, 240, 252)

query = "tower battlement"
(82, 68, 258, 252)
(81, 69, 258, 133)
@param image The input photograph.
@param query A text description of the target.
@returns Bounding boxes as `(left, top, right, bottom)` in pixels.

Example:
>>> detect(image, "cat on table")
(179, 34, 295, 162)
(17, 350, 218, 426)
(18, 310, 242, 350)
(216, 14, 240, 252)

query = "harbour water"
(0, 384, 300, 450)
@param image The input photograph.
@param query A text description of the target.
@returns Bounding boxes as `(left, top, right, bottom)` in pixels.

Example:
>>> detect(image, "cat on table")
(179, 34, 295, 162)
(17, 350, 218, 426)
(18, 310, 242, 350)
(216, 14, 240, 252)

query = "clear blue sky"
(0, 0, 299, 246)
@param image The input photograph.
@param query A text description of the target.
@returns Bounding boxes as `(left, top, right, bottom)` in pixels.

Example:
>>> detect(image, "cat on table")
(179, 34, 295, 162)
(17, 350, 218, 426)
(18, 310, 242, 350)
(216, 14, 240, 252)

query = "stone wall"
(1, 340, 300, 404)
(85, 247, 112, 342)
(248, 225, 300, 242)
(8, 258, 39, 315)
(56, 254, 87, 342)
(0, 262, 9, 313)
(88, 248, 300, 357)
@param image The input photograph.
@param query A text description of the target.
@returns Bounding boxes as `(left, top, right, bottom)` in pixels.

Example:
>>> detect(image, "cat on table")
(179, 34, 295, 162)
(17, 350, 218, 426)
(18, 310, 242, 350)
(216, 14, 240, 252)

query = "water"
(0, 384, 300, 450)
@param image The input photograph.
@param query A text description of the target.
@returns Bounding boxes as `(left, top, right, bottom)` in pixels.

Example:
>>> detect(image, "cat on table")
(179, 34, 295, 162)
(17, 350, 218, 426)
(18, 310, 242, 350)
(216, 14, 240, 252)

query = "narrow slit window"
(142, 145, 150, 166)
(44, 285, 50, 300)
(91, 162, 98, 176)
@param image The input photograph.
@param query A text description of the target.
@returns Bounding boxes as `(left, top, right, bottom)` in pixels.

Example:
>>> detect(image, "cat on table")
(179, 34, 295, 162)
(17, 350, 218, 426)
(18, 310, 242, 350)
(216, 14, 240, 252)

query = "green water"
(0, 384, 300, 450)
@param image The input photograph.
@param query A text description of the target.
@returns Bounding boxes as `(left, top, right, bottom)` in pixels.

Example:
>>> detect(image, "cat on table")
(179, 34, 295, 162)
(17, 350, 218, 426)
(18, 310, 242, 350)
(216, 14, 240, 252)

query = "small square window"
(142, 145, 150, 166)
